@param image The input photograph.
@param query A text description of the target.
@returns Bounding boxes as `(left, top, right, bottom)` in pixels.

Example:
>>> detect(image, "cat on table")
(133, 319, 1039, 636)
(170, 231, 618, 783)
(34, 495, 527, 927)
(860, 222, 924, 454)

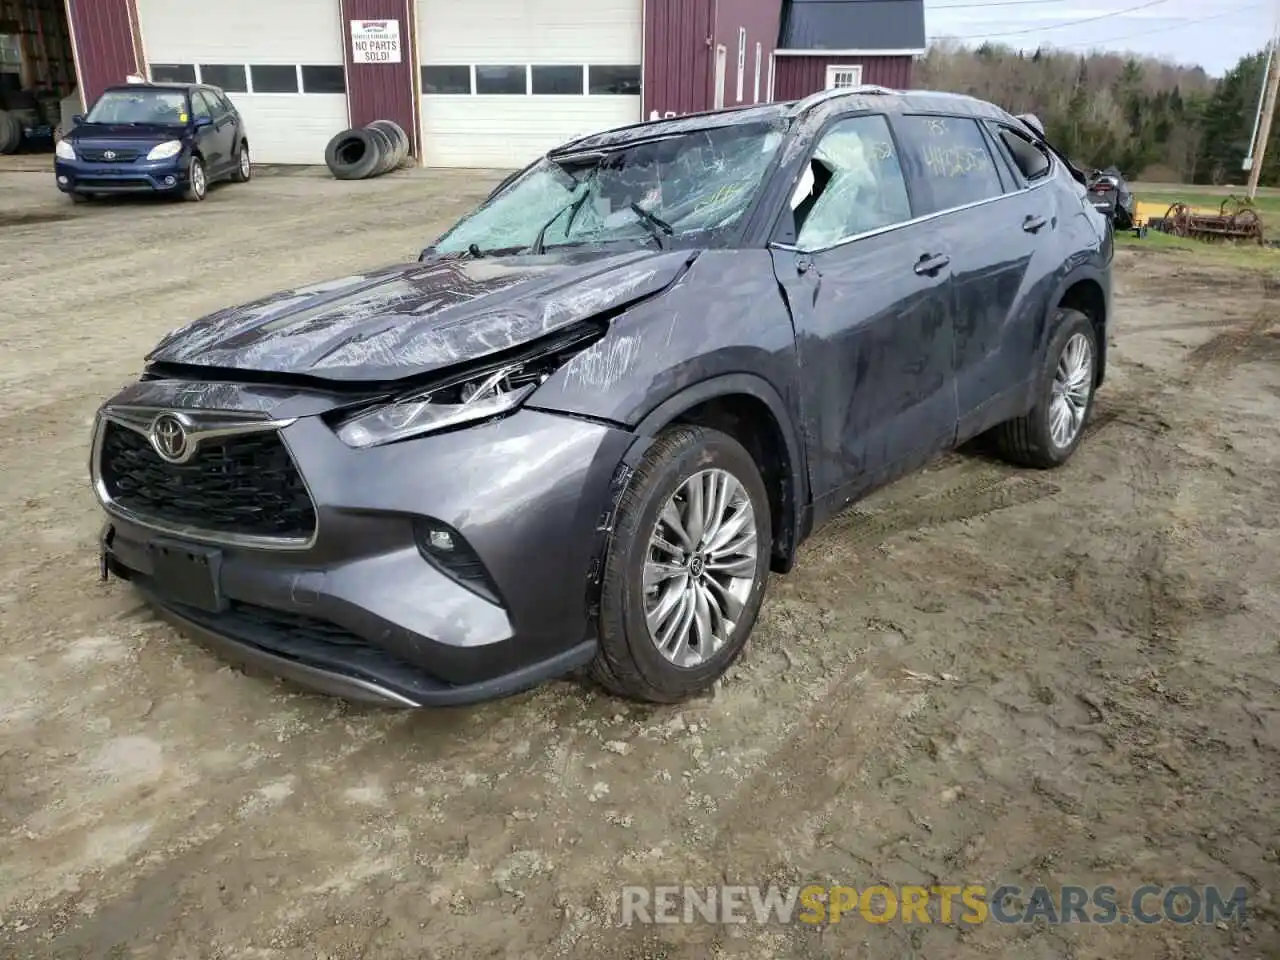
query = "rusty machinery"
(1160, 195, 1265, 245)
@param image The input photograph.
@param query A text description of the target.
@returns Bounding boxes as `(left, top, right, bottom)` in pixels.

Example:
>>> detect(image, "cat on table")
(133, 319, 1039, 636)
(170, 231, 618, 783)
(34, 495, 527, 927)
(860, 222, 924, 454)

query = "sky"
(925, 0, 1273, 76)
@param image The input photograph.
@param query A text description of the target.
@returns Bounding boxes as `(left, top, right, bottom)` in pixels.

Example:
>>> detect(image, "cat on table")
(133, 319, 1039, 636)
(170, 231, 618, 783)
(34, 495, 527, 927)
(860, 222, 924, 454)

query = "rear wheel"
(993, 308, 1098, 468)
(591, 425, 772, 702)
(184, 157, 207, 202)
(231, 140, 251, 183)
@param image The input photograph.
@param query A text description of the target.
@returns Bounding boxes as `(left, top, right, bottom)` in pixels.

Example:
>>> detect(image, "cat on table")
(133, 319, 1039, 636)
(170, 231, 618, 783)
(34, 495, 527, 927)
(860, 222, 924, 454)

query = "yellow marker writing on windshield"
(179, 113, 188, 123)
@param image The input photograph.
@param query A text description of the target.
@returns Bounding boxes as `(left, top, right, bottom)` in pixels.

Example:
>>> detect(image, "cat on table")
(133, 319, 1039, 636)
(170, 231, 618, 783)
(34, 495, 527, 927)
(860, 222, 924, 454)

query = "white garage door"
(417, 0, 642, 168)
(136, 0, 348, 165)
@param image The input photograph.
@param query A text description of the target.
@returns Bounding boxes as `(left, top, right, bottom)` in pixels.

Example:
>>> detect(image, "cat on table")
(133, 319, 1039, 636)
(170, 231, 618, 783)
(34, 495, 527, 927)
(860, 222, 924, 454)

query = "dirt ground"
(1, 167, 1278, 960)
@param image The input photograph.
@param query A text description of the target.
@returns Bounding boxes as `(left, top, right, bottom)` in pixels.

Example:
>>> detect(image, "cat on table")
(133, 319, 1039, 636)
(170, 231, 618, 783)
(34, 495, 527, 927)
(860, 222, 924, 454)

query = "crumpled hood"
(146, 249, 694, 382)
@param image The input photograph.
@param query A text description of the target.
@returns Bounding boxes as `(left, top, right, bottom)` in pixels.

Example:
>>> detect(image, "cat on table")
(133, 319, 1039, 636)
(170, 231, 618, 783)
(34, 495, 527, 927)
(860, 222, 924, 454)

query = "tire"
(368, 119, 409, 168)
(364, 125, 396, 177)
(231, 139, 251, 183)
(69, 192, 91, 204)
(184, 156, 207, 202)
(0, 111, 21, 154)
(591, 425, 773, 703)
(992, 308, 1098, 469)
(324, 128, 381, 180)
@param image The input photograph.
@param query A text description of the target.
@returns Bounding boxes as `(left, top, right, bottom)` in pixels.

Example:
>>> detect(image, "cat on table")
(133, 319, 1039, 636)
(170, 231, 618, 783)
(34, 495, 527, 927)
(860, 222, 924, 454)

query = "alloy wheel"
(643, 468, 758, 668)
(240, 147, 250, 178)
(192, 162, 206, 197)
(1049, 331, 1093, 448)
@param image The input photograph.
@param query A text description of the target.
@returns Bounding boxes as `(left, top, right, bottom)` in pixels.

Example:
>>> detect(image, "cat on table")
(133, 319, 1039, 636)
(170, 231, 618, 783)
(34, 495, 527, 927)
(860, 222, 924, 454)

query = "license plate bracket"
(147, 540, 226, 612)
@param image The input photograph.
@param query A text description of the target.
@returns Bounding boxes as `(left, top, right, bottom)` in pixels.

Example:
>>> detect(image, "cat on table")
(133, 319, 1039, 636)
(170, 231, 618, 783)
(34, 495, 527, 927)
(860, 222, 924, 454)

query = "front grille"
(225, 602, 368, 648)
(79, 148, 139, 162)
(75, 178, 152, 190)
(100, 422, 316, 540)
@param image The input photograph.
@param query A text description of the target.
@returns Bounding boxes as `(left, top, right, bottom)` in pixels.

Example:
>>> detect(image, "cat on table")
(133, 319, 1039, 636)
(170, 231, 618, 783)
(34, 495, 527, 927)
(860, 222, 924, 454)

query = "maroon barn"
(770, 0, 925, 100)
(645, 0, 924, 120)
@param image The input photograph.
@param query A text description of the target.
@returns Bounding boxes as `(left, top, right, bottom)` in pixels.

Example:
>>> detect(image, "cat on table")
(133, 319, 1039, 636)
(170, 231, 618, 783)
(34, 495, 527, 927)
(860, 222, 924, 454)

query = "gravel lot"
(1, 166, 1278, 959)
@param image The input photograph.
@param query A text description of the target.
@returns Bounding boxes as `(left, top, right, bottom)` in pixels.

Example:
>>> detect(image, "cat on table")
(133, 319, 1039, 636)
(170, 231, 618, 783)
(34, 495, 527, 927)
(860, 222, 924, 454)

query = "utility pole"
(1248, 8, 1280, 198)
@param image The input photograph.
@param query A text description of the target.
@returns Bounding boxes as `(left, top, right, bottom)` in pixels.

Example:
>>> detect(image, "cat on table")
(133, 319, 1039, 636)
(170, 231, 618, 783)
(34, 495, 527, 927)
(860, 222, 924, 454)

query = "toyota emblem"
(149, 414, 191, 463)
(103, 150, 116, 161)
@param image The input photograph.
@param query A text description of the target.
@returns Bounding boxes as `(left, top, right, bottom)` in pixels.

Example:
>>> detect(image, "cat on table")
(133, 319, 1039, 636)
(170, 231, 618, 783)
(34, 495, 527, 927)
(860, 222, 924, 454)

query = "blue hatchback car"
(55, 82, 251, 203)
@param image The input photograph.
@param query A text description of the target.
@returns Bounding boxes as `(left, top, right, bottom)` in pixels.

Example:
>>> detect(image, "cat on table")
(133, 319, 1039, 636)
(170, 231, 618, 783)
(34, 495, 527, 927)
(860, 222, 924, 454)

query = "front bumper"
(94, 398, 636, 706)
(56, 157, 187, 194)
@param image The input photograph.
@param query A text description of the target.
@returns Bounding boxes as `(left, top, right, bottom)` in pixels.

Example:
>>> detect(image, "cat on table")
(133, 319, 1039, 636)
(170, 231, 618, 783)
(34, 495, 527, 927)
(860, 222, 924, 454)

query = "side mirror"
(194, 116, 213, 129)
(71, 114, 83, 125)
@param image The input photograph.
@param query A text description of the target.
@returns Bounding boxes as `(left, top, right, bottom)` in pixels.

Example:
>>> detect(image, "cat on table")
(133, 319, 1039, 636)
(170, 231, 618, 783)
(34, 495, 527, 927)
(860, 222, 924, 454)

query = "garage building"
(11, 0, 923, 168)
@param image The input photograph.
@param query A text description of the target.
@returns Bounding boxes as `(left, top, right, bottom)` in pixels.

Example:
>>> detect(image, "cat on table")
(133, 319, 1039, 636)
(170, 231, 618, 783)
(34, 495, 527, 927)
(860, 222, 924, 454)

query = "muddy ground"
(1, 168, 1278, 960)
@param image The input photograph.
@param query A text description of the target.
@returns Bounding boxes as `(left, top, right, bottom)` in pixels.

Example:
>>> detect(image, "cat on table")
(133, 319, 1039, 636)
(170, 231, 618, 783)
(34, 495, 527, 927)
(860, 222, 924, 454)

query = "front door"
(195, 90, 235, 174)
(770, 112, 958, 517)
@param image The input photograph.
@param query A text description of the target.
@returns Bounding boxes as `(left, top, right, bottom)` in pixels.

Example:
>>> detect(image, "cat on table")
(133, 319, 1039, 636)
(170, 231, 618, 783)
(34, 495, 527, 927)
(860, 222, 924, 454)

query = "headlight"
(145, 140, 183, 161)
(55, 139, 76, 160)
(335, 364, 545, 448)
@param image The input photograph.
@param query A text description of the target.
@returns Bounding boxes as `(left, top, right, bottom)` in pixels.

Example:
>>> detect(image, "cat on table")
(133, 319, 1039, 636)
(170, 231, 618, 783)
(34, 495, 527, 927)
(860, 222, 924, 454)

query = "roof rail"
(788, 84, 900, 115)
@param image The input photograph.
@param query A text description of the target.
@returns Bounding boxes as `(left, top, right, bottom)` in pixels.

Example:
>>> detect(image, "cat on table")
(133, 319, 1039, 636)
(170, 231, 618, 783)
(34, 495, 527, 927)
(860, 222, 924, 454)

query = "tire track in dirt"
(1180, 275, 1280, 383)
(807, 467, 1061, 563)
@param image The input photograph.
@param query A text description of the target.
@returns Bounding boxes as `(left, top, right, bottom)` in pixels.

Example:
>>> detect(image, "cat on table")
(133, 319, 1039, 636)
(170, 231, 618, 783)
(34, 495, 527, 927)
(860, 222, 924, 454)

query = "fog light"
(57, 175, 68, 185)
(163, 175, 176, 186)
(413, 518, 501, 605)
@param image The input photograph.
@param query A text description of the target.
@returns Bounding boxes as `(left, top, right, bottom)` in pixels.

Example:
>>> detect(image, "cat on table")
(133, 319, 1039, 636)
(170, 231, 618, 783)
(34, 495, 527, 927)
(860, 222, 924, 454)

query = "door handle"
(1023, 214, 1048, 234)
(913, 253, 950, 277)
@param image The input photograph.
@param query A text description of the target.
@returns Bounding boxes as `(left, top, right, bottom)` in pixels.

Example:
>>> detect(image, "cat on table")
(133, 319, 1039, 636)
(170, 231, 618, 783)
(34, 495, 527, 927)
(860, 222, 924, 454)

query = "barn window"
(825, 65, 863, 90)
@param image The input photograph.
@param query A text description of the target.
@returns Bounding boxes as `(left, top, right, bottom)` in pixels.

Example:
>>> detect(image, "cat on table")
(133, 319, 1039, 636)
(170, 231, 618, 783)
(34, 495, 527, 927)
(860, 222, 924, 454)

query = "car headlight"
(335, 363, 546, 448)
(55, 139, 76, 160)
(146, 140, 183, 161)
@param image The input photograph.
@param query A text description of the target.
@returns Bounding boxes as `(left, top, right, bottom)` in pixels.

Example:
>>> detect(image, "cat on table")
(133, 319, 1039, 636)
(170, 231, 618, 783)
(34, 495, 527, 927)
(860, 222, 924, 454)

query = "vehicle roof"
(552, 87, 1018, 155)
(101, 82, 220, 94)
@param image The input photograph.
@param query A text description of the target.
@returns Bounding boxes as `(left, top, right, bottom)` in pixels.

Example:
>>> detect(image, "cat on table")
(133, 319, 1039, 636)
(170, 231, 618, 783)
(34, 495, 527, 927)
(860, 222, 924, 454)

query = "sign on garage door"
(350, 20, 401, 63)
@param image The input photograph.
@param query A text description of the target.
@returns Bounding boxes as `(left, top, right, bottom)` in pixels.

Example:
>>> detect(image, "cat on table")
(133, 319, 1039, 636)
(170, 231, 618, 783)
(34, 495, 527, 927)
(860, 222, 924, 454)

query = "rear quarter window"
(989, 123, 1053, 183)
(894, 115, 1004, 215)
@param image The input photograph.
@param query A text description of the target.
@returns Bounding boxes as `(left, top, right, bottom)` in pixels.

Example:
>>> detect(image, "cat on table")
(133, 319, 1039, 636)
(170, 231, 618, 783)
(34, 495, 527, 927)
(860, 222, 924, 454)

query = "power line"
(1052, 0, 1267, 48)
(929, 0, 1178, 40)
(931, 0, 1099, 9)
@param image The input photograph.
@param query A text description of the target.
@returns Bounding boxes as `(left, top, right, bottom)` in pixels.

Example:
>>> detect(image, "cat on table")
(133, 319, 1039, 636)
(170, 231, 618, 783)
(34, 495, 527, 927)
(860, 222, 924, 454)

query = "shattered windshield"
(86, 89, 189, 126)
(433, 121, 787, 255)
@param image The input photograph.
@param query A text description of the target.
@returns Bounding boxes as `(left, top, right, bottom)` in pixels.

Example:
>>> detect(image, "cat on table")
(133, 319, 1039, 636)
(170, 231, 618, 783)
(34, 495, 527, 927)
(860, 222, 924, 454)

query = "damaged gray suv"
(92, 88, 1113, 706)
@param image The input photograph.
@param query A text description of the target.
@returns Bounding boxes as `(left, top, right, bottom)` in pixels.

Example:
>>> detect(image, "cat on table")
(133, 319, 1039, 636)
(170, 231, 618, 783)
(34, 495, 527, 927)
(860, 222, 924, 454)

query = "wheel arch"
(629, 373, 810, 573)
(1046, 267, 1109, 386)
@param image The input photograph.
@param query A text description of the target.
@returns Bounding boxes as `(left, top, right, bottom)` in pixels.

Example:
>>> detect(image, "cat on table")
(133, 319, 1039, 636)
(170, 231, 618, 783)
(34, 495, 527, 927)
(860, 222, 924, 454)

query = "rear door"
(891, 112, 1050, 440)
(769, 112, 958, 512)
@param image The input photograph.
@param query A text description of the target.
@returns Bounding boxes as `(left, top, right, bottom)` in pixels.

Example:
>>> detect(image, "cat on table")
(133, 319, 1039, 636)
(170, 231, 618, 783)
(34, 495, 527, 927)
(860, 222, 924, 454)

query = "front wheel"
(591, 425, 773, 703)
(184, 157, 207, 202)
(993, 308, 1098, 468)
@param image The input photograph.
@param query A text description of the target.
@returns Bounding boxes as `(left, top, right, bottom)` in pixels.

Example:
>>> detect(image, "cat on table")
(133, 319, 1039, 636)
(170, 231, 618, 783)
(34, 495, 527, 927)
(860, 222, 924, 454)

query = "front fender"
(527, 250, 800, 427)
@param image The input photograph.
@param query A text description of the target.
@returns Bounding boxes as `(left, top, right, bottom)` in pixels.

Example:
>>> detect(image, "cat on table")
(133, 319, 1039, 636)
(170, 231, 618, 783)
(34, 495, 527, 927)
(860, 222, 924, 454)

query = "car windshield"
(86, 89, 189, 126)
(433, 120, 788, 255)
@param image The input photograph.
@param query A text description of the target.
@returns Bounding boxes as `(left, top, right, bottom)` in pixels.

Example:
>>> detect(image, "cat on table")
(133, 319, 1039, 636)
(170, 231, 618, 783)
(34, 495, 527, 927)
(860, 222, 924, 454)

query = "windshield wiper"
(530, 188, 592, 255)
(628, 202, 673, 250)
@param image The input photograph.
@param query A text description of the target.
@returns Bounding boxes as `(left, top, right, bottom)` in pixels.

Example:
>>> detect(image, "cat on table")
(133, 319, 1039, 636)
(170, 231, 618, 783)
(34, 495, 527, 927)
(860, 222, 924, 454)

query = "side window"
(192, 92, 213, 122)
(896, 115, 1003, 214)
(792, 114, 912, 250)
(990, 123, 1052, 182)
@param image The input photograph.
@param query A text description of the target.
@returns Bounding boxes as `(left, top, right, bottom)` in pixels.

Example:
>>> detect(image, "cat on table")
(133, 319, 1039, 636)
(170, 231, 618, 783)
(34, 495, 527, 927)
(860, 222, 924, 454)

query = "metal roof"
(778, 0, 926, 53)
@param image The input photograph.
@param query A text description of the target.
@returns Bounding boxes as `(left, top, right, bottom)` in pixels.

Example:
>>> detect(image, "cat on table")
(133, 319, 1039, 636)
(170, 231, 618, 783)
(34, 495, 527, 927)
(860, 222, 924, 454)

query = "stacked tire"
(324, 120, 410, 180)
(0, 111, 21, 154)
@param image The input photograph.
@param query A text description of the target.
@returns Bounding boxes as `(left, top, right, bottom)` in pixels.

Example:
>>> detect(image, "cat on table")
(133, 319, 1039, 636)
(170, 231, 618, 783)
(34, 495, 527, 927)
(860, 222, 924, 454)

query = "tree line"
(916, 41, 1275, 186)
